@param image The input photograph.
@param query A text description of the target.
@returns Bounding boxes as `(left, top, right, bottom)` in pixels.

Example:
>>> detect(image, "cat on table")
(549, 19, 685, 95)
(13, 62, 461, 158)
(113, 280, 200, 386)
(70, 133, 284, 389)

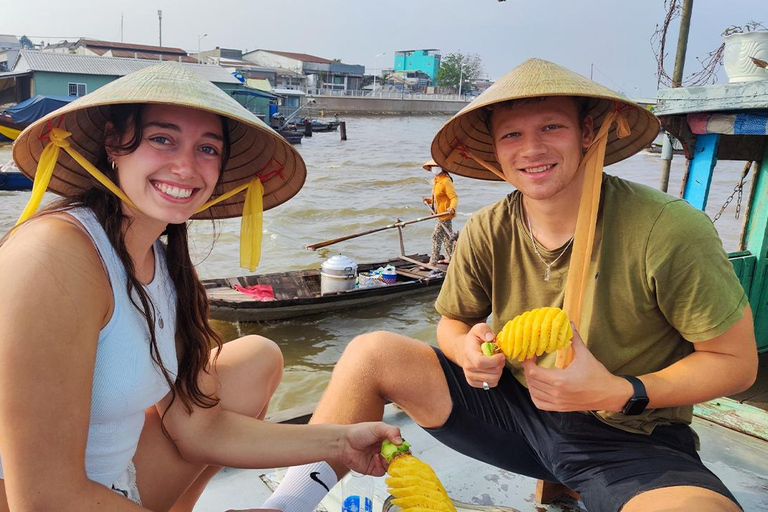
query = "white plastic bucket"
(320, 255, 357, 295)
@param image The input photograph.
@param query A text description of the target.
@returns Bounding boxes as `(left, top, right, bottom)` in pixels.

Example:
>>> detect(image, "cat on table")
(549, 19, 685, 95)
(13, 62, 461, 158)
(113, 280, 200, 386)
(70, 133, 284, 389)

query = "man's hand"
(522, 326, 630, 412)
(460, 323, 506, 389)
(447, 208, 456, 216)
(337, 422, 402, 477)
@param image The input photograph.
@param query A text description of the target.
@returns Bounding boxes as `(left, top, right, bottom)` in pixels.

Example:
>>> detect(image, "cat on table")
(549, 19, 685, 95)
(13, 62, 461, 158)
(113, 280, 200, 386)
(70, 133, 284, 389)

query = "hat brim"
(13, 62, 306, 219)
(430, 59, 660, 181)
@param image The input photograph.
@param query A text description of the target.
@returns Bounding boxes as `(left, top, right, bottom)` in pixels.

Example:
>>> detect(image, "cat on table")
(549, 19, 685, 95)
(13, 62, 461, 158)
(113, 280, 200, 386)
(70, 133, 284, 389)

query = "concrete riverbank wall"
(309, 96, 469, 115)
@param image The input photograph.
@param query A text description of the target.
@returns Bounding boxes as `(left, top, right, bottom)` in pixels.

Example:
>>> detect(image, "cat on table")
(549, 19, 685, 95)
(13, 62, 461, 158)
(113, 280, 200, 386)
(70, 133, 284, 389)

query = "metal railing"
(307, 89, 470, 102)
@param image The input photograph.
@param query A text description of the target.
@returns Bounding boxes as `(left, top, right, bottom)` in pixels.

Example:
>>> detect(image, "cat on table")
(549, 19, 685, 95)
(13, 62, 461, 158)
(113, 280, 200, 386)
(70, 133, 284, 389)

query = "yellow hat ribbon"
(239, 176, 264, 271)
(557, 105, 629, 368)
(197, 175, 264, 272)
(16, 126, 138, 226)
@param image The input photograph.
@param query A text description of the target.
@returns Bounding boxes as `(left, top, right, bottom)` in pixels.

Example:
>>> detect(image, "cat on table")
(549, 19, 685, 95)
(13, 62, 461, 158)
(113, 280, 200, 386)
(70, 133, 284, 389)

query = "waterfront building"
(44, 38, 197, 63)
(0, 35, 22, 73)
(0, 50, 243, 104)
(243, 49, 364, 95)
(394, 49, 441, 83)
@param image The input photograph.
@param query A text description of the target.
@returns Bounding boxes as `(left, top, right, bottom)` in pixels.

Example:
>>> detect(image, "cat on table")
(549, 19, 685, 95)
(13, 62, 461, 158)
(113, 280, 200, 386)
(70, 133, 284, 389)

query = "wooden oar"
(306, 212, 450, 250)
(423, 199, 454, 238)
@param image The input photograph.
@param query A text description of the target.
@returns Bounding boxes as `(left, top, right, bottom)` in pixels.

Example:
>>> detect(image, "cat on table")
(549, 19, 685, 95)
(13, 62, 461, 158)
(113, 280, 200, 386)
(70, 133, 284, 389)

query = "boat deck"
(193, 403, 768, 512)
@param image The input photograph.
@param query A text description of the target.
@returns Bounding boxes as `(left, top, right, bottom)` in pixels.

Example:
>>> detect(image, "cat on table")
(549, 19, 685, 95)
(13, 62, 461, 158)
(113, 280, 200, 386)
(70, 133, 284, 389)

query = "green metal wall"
(33, 71, 242, 98)
(33, 72, 114, 96)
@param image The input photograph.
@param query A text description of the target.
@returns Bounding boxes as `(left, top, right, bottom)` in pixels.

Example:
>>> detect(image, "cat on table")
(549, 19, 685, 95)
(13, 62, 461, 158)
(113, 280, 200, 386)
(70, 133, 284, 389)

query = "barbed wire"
(651, 0, 724, 88)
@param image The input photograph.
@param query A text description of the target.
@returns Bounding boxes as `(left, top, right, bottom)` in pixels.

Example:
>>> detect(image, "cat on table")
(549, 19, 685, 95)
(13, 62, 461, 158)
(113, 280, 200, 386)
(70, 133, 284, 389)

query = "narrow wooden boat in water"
(204, 254, 444, 322)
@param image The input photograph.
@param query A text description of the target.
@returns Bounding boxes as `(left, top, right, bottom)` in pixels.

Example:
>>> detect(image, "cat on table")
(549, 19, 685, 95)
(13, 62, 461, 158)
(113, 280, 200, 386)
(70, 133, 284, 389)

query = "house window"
(68, 83, 87, 97)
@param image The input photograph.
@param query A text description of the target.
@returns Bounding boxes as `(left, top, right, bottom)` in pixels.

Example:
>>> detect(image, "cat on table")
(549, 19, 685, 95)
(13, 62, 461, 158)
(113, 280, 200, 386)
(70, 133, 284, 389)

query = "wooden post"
(659, 0, 694, 192)
(340, 121, 347, 141)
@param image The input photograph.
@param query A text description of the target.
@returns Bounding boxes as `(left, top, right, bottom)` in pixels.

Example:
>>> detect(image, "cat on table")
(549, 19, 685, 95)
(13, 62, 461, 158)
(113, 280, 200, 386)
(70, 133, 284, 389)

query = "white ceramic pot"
(723, 31, 768, 83)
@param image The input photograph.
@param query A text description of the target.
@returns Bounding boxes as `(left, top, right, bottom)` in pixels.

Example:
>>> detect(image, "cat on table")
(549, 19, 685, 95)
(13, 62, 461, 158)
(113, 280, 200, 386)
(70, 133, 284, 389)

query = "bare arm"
(524, 307, 758, 412)
(158, 366, 402, 475)
(640, 306, 757, 408)
(0, 219, 148, 511)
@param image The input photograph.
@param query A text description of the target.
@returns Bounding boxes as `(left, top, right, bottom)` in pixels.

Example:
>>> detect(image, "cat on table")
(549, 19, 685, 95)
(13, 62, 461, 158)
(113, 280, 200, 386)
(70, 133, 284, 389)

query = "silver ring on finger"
(482, 381, 490, 391)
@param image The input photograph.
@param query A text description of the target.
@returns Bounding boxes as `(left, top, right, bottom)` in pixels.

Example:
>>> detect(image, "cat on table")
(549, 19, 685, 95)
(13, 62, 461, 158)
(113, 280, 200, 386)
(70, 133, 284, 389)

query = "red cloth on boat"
(233, 284, 276, 301)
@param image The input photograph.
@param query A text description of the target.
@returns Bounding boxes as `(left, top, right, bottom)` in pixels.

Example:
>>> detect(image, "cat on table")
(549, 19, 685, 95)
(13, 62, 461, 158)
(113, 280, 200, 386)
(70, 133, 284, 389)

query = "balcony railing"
(307, 89, 470, 102)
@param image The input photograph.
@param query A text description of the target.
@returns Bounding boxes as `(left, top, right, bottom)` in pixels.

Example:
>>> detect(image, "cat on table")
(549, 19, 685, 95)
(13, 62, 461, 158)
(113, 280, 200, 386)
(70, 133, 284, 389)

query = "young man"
(264, 59, 758, 512)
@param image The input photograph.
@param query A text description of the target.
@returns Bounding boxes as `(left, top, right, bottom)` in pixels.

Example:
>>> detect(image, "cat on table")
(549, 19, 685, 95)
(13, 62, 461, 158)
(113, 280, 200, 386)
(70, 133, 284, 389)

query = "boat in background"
(204, 254, 444, 322)
(0, 95, 76, 141)
(0, 159, 32, 191)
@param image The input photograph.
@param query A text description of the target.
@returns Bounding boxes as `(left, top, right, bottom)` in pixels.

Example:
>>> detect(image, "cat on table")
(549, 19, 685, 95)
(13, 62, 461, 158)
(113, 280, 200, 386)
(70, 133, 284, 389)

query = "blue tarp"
(2, 95, 75, 125)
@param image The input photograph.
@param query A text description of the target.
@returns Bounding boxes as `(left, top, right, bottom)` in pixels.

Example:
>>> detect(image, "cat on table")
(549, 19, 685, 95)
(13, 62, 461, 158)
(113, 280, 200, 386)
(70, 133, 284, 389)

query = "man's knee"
(622, 485, 740, 512)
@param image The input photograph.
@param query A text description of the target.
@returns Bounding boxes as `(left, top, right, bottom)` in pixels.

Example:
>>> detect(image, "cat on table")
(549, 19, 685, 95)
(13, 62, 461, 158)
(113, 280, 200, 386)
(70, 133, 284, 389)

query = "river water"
(0, 116, 751, 412)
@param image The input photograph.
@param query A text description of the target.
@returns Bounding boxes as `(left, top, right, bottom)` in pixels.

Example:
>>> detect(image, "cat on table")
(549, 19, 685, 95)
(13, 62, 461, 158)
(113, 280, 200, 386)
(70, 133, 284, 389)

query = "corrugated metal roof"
(258, 50, 333, 64)
(0, 35, 20, 47)
(14, 50, 240, 84)
(80, 38, 187, 55)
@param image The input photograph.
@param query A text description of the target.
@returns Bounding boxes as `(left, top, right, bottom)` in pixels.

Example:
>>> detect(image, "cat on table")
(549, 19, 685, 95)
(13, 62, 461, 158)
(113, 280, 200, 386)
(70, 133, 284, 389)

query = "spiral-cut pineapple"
(483, 307, 573, 362)
(382, 440, 456, 512)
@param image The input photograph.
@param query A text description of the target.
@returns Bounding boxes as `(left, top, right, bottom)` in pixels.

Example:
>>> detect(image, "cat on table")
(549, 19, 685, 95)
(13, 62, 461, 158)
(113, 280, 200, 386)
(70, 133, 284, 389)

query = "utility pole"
(120, 13, 124, 42)
(659, 0, 693, 193)
(458, 54, 464, 97)
(157, 10, 163, 47)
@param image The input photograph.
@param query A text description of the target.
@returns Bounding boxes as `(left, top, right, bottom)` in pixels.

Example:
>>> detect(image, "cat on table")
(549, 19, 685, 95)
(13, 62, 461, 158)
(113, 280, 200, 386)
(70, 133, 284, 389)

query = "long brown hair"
(18, 104, 231, 420)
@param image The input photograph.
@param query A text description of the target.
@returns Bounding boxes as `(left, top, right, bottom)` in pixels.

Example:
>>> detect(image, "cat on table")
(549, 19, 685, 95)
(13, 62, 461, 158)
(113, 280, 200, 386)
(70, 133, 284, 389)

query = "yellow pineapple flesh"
(382, 440, 456, 512)
(488, 307, 573, 362)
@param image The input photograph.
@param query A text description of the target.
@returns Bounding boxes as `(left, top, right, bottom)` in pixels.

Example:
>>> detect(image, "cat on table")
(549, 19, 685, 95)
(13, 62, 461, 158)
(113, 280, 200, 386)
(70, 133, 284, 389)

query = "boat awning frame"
(231, 88, 279, 100)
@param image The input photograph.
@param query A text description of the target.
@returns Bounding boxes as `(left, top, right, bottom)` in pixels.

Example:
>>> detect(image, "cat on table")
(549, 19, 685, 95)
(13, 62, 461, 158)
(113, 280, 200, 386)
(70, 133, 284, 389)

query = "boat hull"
(204, 255, 444, 322)
(0, 171, 33, 191)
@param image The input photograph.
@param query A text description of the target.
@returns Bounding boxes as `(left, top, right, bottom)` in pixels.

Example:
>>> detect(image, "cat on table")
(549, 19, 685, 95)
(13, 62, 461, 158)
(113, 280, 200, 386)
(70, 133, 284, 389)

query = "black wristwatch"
(621, 375, 649, 415)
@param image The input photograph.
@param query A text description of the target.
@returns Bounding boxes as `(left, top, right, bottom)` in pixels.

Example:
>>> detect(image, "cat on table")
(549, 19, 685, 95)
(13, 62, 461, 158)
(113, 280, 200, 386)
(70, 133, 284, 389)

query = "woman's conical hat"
(430, 58, 659, 181)
(13, 61, 306, 219)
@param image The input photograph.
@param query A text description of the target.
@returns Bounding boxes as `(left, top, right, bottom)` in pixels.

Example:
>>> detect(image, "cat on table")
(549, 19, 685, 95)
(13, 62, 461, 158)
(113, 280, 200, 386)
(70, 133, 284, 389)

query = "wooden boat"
(277, 127, 304, 144)
(0, 170, 33, 191)
(0, 160, 32, 191)
(194, 400, 768, 511)
(0, 95, 75, 141)
(204, 254, 444, 322)
(288, 119, 341, 133)
(196, 77, 768, 512)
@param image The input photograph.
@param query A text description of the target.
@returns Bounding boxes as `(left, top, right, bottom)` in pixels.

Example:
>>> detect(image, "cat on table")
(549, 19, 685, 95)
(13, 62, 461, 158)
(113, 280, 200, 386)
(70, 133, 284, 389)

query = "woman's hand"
(459, 323, 505, 389)
(337, 422, 402, 476)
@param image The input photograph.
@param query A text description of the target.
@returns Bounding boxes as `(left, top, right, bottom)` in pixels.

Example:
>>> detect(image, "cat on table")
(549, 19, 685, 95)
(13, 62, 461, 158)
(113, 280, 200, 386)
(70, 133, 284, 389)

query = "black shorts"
(424, 347, 741, 512)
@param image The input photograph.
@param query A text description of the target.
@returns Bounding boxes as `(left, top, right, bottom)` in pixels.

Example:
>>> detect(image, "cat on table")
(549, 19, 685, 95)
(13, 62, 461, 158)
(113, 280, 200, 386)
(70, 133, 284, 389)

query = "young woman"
(422, 159, 458, 265)
(0, 63, 400, 512)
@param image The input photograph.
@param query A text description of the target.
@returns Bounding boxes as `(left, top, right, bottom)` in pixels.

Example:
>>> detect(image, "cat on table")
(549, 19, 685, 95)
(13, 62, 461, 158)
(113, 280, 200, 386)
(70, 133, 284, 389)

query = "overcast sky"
(2, 0, 765, 97)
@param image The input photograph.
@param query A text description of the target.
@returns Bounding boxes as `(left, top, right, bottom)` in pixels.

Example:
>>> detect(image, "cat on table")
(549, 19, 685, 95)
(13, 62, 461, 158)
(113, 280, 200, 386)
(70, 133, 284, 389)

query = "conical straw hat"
(13, 61, 306, 219)
(430, 58, 659, 181)
(422, 159, 438, 170)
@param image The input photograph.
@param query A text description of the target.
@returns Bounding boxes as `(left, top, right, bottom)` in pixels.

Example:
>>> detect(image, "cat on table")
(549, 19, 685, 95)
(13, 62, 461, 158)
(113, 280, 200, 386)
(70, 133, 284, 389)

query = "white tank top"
(0, 207, 179, 487)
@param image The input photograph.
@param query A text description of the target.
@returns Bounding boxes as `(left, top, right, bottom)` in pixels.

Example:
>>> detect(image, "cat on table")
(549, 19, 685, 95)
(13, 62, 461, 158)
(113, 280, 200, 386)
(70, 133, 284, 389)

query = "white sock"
(262, 461, 338, 512)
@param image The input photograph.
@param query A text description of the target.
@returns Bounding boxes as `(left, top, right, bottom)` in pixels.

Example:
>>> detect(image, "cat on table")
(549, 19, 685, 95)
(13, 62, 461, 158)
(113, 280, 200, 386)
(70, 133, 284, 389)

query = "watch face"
(623, 397, 650, 416)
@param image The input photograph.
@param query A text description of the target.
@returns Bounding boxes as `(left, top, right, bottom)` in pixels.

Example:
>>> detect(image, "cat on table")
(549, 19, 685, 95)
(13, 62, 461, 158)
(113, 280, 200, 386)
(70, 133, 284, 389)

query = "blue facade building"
(393, 49, 441, 82)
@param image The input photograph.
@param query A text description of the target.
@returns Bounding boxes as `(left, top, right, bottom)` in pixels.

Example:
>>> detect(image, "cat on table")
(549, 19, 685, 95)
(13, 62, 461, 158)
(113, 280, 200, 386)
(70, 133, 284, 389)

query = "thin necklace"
(524, 206, 574, 282)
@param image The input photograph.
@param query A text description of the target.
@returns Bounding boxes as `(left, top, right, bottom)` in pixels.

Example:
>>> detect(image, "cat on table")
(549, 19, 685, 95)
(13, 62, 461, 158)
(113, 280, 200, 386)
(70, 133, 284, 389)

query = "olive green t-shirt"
(435, 174, 748, 434)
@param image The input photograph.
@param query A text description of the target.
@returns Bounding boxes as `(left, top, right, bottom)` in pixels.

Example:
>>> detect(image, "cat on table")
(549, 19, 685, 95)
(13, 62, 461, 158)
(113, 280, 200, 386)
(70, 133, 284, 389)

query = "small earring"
(110, 159, 117, 171)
